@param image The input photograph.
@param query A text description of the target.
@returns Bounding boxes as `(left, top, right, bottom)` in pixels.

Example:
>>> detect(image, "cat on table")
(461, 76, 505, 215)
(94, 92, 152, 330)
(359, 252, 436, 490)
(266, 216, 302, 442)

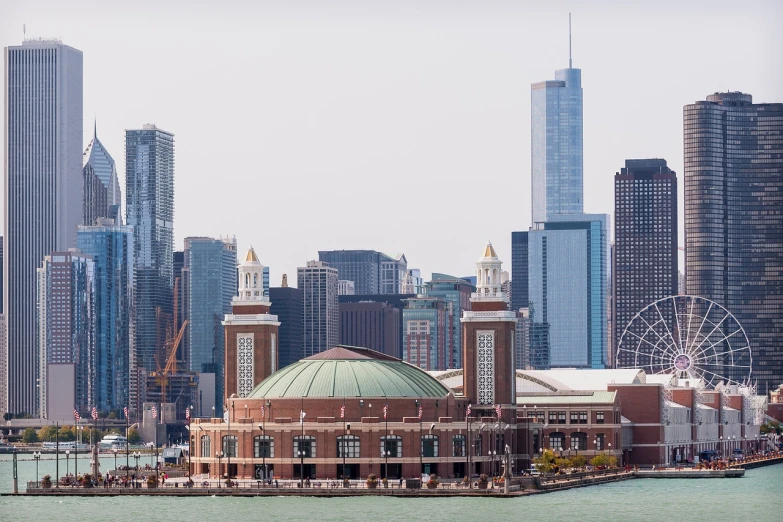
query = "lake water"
(1, 454, 782, 521)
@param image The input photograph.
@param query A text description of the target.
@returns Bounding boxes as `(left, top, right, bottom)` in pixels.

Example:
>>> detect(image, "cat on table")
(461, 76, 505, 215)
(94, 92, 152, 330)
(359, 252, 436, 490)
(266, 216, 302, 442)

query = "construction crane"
(154, 319, 189, 404)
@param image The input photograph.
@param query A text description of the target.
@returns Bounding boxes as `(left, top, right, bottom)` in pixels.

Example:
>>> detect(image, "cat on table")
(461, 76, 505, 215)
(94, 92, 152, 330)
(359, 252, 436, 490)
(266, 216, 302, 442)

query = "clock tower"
(461, 242, 517, 409)
(223, 247, 280, 402)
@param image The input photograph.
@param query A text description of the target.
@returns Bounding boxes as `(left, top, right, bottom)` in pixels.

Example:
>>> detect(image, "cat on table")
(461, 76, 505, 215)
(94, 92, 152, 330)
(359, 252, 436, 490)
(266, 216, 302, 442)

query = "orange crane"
(155, 319, 189, 404)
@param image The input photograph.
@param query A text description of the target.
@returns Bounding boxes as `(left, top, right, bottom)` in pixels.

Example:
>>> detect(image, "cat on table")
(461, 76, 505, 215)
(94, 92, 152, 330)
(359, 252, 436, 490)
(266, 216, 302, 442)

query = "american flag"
(466, 404, 472, 418)
(261, 404, 265, 419)
(185, 407, 190, 420)
(151, 405, 158, 419)
(418, 405, 423, 419)
(73, 409, 80, 421)
(91, 407, 98, 420)
(300, 410, 306, 426)
(383, 404, 388, 419)
(124, 406, 129, 419)
(340, 405, 345, 419)
(495, 404, 502, 418)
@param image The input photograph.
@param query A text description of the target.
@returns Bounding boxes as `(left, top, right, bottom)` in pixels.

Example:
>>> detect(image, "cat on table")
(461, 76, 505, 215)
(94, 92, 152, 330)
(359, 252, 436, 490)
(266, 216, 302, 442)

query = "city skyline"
(1, 1, 781, 281)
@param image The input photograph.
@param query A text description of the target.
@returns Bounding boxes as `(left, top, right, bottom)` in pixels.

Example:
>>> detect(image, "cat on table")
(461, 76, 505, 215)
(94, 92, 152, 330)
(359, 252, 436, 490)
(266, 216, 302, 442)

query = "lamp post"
(258, 424, 266, 483)
(66, 450, 70, 478)
(415, 399, 421, 478)
(188, 405, 193, 481)
(113, 448, 118, 476)
(33, 451, 41, 484)
(344, 422, 351, 481)
(297, 450, 305, 487)
(228, 401, 234, 479)
(216, 451, 224, 487)
(720, 436, 724, 459)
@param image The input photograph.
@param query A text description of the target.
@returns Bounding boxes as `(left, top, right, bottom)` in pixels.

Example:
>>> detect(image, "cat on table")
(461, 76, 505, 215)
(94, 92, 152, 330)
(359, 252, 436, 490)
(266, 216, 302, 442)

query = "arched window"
(293, 435, 316, 458)
(245, 273, 250, 288)
(337, 435, 360, 458)
(222, 435, 238, 457)
(421, 435, 439, 458)
(380, 435, 402, 458)
(570, 432, 587, 451)
(452, 434, 466, 457)
(200, 435, 210, 457)
(473, 433, 483, 457)
(549, 432, 565, 451)
(254, 435, 274, 458)
(253, 273, 258, 288)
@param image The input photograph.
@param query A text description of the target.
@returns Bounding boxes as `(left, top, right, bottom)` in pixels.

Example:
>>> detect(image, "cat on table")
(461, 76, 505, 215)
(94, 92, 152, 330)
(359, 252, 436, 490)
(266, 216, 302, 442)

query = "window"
(293, 436, 316, 458)
(337, 435, 360, 458)
(549, 432, 565, 451)
(421, 435, 439, 457)
(595, 433, 605, 451)
(254, 435, 274, 458)
(222, 435, 237, 457)
(381, 435, 402, 458)
(596, 411, 605, 424)
(569, 411, 588, 424)
(549, 411, 566, 424)
(473, 434, 483, 457)
(452, 435, 466, 457)
(570, 432, 587, 451)
(201, 435, 210, 457)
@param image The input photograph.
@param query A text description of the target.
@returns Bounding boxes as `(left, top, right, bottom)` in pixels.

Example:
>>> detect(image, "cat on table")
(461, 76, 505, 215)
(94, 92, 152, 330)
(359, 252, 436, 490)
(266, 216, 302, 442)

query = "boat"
(98, 434, 128, 450)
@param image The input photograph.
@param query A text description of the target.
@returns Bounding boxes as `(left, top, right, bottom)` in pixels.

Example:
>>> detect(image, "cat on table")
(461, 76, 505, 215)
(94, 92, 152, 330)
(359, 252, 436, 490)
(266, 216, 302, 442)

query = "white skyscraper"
(3, 39, 83, 416)
(298, 261, 339, 357)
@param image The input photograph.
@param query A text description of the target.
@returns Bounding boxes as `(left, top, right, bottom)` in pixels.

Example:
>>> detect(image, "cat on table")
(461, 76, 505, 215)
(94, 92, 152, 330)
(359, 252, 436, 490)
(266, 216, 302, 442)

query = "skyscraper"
(613, 159, 678, 368)
(530, 32, 583, 223)
(125, 124, 175, 379)
(83, 122, 121, 224)
(269, 276, 303, 369)
(37, 251, 95, 419)
(3, 40, 83, 415)
(684, 92, 783, 393)
(510, 232, 529, 312)
(318, 250, 407, 295)
(76, 220, 134, 413)
(298, 261, 339, 357)
(339, 301, 400, 358)
(425, 274, 474, 368)
(525, 214, 609, 369)
(402, 296, 450, 371)
(184, 236, 237, 409)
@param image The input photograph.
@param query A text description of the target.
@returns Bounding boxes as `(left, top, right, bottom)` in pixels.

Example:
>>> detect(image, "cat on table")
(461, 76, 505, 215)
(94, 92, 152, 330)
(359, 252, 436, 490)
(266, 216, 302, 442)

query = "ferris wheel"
(616, 295, 752, 388)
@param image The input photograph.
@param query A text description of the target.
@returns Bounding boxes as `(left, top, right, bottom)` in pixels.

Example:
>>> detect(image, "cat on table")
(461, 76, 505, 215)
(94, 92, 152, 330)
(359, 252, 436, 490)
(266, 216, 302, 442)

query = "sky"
(2, 0, 782, 284)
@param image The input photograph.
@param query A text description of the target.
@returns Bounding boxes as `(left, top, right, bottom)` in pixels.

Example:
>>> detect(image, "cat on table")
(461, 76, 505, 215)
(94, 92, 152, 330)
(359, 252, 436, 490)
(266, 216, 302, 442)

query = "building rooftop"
(249, 345, 451, 399)
(515, 391, 617, 406)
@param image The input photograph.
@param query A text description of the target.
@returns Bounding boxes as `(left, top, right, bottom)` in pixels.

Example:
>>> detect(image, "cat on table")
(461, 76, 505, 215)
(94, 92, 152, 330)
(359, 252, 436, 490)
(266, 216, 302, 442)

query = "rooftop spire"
(569, 12, 572, 69)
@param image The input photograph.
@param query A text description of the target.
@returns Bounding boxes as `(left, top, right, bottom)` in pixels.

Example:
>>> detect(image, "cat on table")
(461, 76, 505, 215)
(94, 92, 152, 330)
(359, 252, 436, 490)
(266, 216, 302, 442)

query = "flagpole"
(74, 411, 78, 479)
(126, 408, 129, 480)
(342, 398, 346, 481)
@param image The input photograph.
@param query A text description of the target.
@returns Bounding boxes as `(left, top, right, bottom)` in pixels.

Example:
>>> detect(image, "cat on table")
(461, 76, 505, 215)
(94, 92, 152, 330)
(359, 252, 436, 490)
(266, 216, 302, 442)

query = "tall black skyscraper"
(269, 279, 303, 369)
(510, 232, 529, 312)
(613, 159, 678, 368)
(685, 92, 783, 393)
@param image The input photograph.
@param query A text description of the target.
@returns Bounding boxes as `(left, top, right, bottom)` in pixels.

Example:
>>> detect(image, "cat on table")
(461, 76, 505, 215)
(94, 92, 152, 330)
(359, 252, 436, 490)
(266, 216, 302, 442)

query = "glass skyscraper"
(531, 66, 583, 223)
(318, 250, 407, 295)
(3, 40, 83, 415)
(684, 92, 783, 393)
(425, 274, 473, 369)
(184, 237, 237, 409)
(76, 221, 134, 413)
(83, 122, 121, 213)
(298, 261, 339, 357)
(126, 125, 175, 380)
(402, 296, 450, 371)
(37, 251, 95, 418)
(525, 214, 608, 369)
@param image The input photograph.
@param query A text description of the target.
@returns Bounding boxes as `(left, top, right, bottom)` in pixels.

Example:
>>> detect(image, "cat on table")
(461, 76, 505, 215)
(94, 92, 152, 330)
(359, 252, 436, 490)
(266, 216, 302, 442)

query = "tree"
(571, 454, 587, 469)
(533, 449, 557, 474)
(58, 425, 75, 442)
(22, 427, 38, 443)
(107, 411, 117, 420)
(2, 412, 12, 421)
(590, 452, 618, 468)
(38, 425, 57, 442)
(760, 420, 781, 435)
(127, 427, 142, 445)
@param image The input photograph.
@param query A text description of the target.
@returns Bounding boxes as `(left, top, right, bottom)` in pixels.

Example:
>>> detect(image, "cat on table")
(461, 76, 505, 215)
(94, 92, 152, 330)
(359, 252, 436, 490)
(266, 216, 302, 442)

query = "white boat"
(98, 434, 128, 450)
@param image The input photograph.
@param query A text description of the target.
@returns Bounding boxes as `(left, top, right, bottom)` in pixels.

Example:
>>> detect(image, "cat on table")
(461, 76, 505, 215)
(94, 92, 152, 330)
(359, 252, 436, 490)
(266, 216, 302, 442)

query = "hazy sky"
(2, 0, 781, 284)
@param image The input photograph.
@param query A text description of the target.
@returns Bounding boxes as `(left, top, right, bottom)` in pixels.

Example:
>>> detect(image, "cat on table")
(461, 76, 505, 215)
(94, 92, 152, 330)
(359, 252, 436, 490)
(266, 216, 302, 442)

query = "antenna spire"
(568, 12, 572, 68)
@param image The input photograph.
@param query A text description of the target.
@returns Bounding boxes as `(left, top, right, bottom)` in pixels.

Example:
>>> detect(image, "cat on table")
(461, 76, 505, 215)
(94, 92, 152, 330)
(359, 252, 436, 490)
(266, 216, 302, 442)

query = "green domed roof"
(248, 345, 451, 399)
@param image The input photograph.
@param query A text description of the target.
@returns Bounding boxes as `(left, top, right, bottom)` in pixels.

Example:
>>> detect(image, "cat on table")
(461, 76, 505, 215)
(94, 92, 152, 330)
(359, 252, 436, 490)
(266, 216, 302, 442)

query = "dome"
(248, 345, 451, 399)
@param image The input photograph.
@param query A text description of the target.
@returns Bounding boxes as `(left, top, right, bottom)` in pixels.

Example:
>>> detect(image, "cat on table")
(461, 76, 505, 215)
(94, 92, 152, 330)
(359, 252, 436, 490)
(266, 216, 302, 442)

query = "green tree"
(107, 411, 117, 420)
(22, 427, 38, 443)
(760, 420, 781, 435)
(127, 427, 142, 445)
(571, 454, 587, 469)
(2, 412, 12, 421)
(590, 452, 618, 468)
